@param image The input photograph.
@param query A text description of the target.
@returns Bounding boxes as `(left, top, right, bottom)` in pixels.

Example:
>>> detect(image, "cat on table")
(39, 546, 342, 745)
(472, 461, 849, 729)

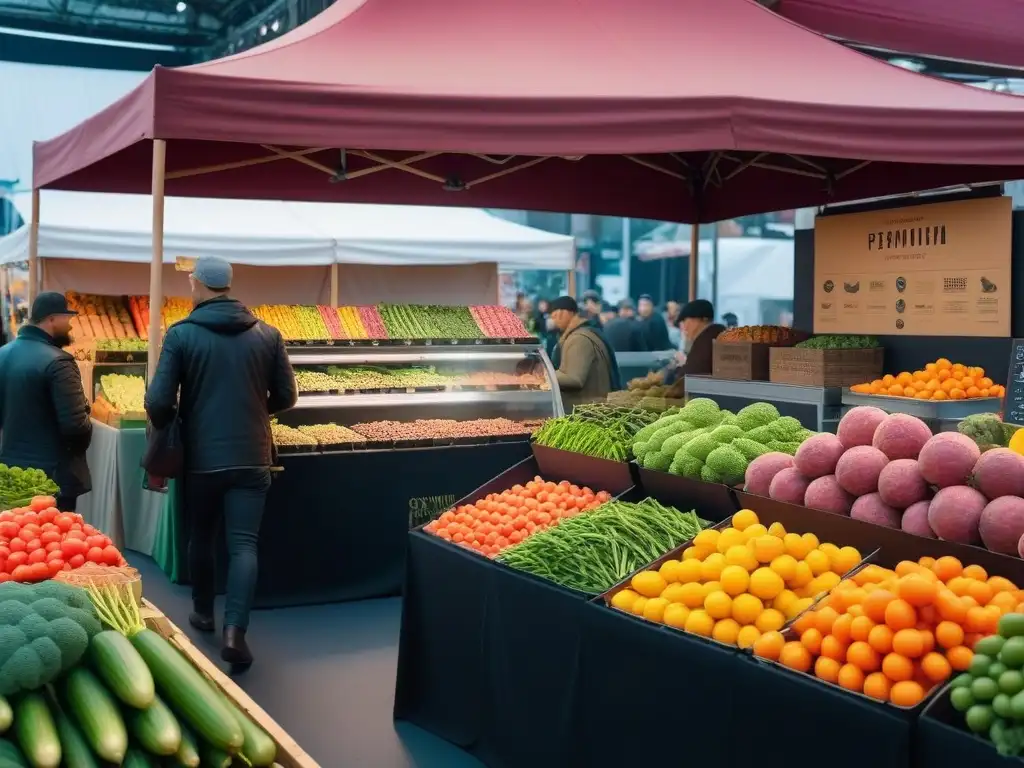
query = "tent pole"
(27, 188, 40, 305)
(147, 140, 167, 382)
(567, 269, 576, 298)
(330, 263, 339, 307)
(688, 224, 699, 301)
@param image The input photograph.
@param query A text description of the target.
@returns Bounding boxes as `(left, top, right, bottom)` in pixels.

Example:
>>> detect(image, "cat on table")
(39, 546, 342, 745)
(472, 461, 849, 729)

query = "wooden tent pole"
(147, 140, 167, 382)
(567, 269, 576, 298)
(330, 263, 339, 307)
(27, 189, 40, 305)
(688, 223, 699, 301)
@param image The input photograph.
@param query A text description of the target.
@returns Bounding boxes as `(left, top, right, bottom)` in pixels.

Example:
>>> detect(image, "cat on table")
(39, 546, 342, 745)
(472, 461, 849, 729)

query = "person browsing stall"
(549, 296, 621, 411)
(0, 292, 91, 511)
(662, 299, 725, 387)
(145, 256, 297, 670)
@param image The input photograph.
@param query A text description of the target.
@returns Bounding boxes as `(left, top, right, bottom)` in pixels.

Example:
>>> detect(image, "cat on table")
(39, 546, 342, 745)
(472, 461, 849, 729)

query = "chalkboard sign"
(1005, 339, 1024, 426)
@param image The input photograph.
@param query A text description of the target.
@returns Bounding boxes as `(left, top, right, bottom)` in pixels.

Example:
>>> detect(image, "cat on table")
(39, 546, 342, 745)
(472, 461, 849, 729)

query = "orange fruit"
(868, 624, 895, 655)
(918, 627, 936, 654)
(752, 630, 785, 660)
(946, 576, 973, 595)
(989, 592, 1018, 614)
(935, 591, 968, 624)
(988, 575, 1018, 593)
(964, 633, 983, 650)
(885, 599, 917, 631)
(921, 652, 952, 683)
(963, 564, 989, 581)
(863, 590, 897, 623)
(882, 653, 914, 682)
(801, 627, 824, 655)
(847, 640, 881, 672)
(863, 672, 893, 702)
(935, 621, 965, 650)
(850, 615, 875, 642)
(892, 629, 925, 658)
(793, 611, 816, 635)
(949, 388, 966, 400)
(895, 561, 921, 577)
(815, 606, 839, 635)
(831, 614, 855, 644)
(898, 575, 937, 607)
(820, 635, 848, 661)
(967, 580, 994, 606)
(965, 606, 991, 634)
(890, 680, 925, 707)
(946, 645, 974, 671)
(815, 656, 842, 683)
(779, 641, 812, 673)
(838, 663, 865, 692)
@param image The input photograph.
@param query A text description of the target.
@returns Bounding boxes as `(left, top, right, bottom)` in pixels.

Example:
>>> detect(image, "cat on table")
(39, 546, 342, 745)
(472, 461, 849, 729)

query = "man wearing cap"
(145, 256, 297, 670)
(548, 296, 621, 411)
(663, 299, 725, 387)
(0, 293, 92, 511)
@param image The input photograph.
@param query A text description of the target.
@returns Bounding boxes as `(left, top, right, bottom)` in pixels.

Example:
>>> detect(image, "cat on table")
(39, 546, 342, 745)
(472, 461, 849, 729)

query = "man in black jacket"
(146, 256, 297, 669)
(0, 293, 91, 511)
(602, 299, 647, 352)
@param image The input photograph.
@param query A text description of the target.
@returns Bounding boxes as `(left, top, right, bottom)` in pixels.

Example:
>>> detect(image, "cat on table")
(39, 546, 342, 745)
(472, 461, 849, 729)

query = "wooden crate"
(712, 340, 771, 381)
(90, 396, 147, 428)
(141, 600, 321, 768)
(770, 347, 884, 388)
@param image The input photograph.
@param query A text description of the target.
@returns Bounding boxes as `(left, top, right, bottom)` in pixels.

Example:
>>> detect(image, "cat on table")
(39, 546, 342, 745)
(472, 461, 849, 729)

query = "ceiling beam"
(0, 10, 214, 46)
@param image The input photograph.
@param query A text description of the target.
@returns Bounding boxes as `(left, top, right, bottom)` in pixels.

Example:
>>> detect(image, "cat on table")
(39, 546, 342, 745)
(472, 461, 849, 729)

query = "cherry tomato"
(44, 542, 60, 554)
(65, 530, 86, 541)
(0, 522, 18, 539)
(37, 509, 57, 524)
(39, 531, 60, 545)
(85, 535, 107, 550)
(20, 513, 37, 526)
(10, 564, 32, 582)
(101, 545, 121, 566)
(9, 539, 26, 553)
(61, 563, 71, 571)
(6, 551, 27, 568)
(69, 523, 82, 532)
(86, 547, 105, 564)
(25, 540, 41, 553)
(16, 530, 33, 544)
(29, 562, 49, 581)
(26, 549, 45, 565)
(54, 514, 74, 532)
(68, 554, 85, 568)
(60, 539, 86, 558)
(46, 549, 63, 562)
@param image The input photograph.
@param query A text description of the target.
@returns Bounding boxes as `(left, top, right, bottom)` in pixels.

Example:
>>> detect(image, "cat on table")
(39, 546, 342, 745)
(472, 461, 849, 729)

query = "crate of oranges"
(604, 508, 867, 649)
(751, 555, 1021, 709)
(850, 358, 1004, 402)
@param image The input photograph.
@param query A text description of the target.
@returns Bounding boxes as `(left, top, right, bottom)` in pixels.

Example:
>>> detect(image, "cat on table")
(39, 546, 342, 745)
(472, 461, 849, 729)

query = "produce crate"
(769, 347, 884, 388)
(531, 443, 634, 497)
(634, 465, 739, 524)
(712, 341, 772, 381)
(140, 600, 320, 768)
(918, 686, 1008, 768)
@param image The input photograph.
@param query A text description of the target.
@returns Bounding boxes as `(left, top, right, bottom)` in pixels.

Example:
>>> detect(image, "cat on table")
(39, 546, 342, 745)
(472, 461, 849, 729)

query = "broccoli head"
(958, 413, 1007, 450)
(705, 445, 749, 486)
(735, 402, 781, 431)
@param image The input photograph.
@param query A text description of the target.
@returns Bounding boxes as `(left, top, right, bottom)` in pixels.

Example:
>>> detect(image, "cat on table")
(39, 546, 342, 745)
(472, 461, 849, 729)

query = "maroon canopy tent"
(27, 0, 1024, 360)
(774, 0, 1024, 71)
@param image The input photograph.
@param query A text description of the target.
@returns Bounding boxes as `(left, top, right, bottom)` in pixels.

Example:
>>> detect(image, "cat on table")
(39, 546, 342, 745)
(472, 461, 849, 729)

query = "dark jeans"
(185, 468, 271, 630)
(55, 495, 78, 512)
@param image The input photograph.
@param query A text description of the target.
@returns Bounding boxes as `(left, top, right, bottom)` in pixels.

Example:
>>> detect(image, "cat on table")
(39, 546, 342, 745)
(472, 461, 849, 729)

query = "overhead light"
(259, 24, 267, 35)
(270, 19, 280, 32)
(175, 1, 186, 11)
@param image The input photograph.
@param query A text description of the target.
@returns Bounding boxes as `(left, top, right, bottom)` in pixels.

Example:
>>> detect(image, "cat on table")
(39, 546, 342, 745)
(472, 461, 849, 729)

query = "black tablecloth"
(164, 441, 531, 607)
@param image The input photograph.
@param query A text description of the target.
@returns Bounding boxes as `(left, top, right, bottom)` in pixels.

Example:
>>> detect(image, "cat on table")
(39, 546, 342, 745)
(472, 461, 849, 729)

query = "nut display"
(270, 421, 318, 446)
(296, 423, 365, 445)
(350, 418, 536, 442)
(99, 374, 145, 413)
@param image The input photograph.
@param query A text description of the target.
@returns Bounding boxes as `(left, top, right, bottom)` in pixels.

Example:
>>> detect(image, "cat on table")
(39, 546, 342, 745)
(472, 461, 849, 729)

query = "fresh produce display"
(755, 556, 1010, 708)
(469, 305, 531, 338)
(293, 364, 549, 393)
(795, 335, 880, 349)
(269, 421, 318, 447)
(948, 612, 1024, 756)
(0, 580, 281, 766)
(612, 509, 862, 648)
(609, 370, 686, 409)
(95, 338, 147, 353)
(716, 325, 803, 345)
(348, 418, 538, 443)
(317, 305, 343, 339)
(0, 471, 59, 511)
(250, 305, 330, 341)
(295, 424, 365, 447)
(65, 293, 139, 341)
(294, 370, 342, 392)
(357, 306, 388, 338)
(499, 499, 707, 593)
(849, 358, 1004, 400)
(424, 476, 612, 557)
(379, 304, 482, 339)
(750, 407, 1024, 558)
(633, 398, 815, 484)
(959, 413, 1022, 453)
(533, 404, 659, 461)
(99, 374, 145, 413)
(335, 306, 369, 339)
(161, 297, 191, 331)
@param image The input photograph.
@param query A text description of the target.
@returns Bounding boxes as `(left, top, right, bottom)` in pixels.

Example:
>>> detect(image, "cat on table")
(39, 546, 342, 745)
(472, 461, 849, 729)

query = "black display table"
(158, 441, 531, 607)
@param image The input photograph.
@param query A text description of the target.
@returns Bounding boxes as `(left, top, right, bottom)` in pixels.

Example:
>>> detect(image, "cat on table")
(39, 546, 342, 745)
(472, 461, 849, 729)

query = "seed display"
(270, 421, 318, 446)
(294, 371, 340, 392)
(350, 418, 536, 442)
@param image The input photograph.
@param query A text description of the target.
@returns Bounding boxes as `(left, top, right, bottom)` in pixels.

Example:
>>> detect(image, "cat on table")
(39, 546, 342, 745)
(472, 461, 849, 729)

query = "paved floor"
(134, 556, 483, 768)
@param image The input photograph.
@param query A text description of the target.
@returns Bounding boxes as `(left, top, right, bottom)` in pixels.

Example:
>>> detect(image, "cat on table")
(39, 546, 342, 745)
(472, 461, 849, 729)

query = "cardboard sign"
(1005, 339, 1024, 426)
(813, 196, 1012, 337)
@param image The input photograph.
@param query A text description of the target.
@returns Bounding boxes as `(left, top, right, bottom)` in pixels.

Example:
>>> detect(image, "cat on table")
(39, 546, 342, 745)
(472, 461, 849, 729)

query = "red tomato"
(0, 512, 13, 524)
(47, 560, 64, 577)
(39, 522, 56, 533)
(69, 523, 82, 532)
(60, 539, 86, 558)
(0, 574, 11, 583)
(44, 542, 60, 554)
(21, 513, 37, 526)
(65, 530, 86, 541)
(86, 547, 105, 564)
(26, 549, 45, 565)
(39, 531, 60, 545)
(54, 515, 74, 532)
(16, 530, 34, 544)
(46, 549, 63, 562)
(25, 540, 41, 553)
(101, 546, 121, 566)
(29, 562, 49, 581)
(0, 522, 18, 539)
(0, 546, 11, 561)
(10, 565, 32, 582)
(6, 551, 27, 568)
(83, 525, 99, 537)
(68, 554, 85, 568)
(37, 509, 57, 524)
(8, 539, 25, 553)
(30, 496, 55, 512)
(85, 535, 107, 550)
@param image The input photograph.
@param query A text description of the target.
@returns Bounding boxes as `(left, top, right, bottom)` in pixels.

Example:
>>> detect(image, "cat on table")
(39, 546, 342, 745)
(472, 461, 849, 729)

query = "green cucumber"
(89, 630, 155, 709)
(0, 695, 12, 734)
(129, 629, 242, 752)
(213, 688, 276, 766)
(13, 693, 60, 768)
(49, 703, 98, 768)
(198, 742, 231, 768)
(0, 739, 25, 767)
(62, 668, 127, 763)
(121, 748, 155, 768)
(172, 724, 200, 768)
(127, 694, 180, 756)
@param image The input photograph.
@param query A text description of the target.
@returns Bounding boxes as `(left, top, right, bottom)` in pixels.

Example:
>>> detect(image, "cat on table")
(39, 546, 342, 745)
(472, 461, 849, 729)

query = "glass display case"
(274, 343, 562, 452)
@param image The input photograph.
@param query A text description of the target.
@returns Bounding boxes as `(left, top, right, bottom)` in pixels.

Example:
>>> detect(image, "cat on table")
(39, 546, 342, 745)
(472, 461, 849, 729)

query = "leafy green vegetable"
(795, 335, 880, 349)
(533, 404, 659, 461)
(0, 466, 59, 510)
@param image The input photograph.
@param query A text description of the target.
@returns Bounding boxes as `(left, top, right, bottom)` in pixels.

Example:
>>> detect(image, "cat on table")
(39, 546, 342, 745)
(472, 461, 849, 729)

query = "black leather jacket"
(0, 325, 92, 496)
(145, 297, 297, 472)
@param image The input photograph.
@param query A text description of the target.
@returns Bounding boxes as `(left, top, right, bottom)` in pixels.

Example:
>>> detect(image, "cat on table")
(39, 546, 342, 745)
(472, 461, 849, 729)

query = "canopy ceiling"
(32, 0, 1024, 224)
(774, 0, 1024, 70)
(0, 191, 573, 269)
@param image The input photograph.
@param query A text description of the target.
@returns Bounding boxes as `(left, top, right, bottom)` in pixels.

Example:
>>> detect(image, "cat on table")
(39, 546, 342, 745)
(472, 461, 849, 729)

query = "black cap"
(617, 298, 635, 311)
(549, 296, 579, 313)
(30, 292, 77, 324)
(581, 290, 601, 303)
(638, 294, 654, 303)
(679, 299, 715, 321)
